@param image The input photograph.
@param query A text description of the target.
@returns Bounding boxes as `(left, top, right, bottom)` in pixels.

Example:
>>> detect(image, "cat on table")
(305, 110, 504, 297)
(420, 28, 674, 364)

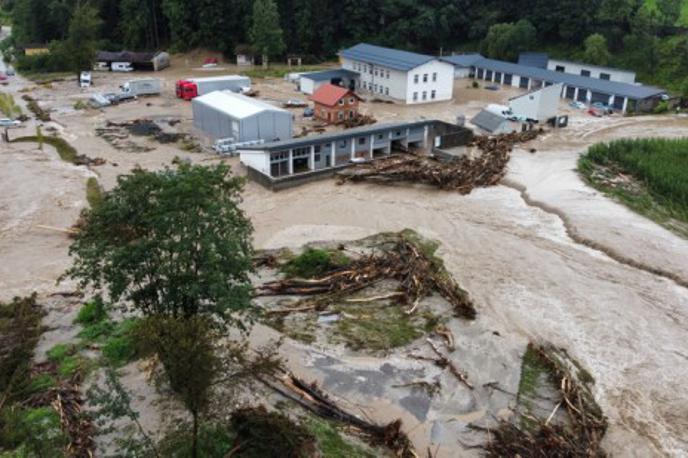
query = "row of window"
(554, 65, 611, 80)
(353, 62, 391, 79)
(413, 72, 437, 84)
(359, 80, 389, 96)
(337, 97, 357, 106)
(412, 90, 436, 101)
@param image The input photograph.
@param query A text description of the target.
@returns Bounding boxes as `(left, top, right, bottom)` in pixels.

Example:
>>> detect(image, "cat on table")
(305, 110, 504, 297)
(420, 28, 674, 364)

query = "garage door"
(590, 92, 610, 104)
(503, 74, 513, 85)
(612, 96, 624, 110)
(494, 72, 502, 83)
(576, 89, 588, 102)
(519, 77, 529, 88)
(565, 86, 576, 99)
(477, 68, 484, 79)
(485, 70, 493, 81)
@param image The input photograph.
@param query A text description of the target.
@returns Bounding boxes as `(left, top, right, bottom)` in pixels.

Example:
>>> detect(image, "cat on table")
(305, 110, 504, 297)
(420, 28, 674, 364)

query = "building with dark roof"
(470, 110, 514, 134)
(441, 53, 483, 78)
(441, 55, 665, 113)
(95, 51, 170, 71)
(298, 69, 358, 95)
(339, 43, 454, 104)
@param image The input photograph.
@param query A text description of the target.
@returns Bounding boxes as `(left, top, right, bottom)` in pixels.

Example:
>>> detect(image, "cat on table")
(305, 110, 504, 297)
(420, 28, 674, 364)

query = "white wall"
(405, 60, 454, 104)
(547, 59, 636, 84)
(299, 77, 315, 95)
(454, 67, 471, 79)
(509, 83, 562, 121)
(239, 150, 270, 175)
(342, 57, 407, 102)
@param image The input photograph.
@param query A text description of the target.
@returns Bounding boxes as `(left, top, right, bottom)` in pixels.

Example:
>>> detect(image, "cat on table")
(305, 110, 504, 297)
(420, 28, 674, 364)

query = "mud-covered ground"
(2, 53, 688, 456)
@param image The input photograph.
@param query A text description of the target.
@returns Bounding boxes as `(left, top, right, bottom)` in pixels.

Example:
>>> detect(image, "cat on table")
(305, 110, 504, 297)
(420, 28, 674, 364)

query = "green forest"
(1, 0, 688, 92)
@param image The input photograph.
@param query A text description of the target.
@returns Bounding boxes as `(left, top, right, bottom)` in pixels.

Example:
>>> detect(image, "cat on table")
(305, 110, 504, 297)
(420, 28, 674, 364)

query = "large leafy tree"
(249, 0, 285, 64)
(583, 33, 611, 66)
(66, 163, 254, 327)
(482, 19, 536, 61)
(63, 3, 101, 73)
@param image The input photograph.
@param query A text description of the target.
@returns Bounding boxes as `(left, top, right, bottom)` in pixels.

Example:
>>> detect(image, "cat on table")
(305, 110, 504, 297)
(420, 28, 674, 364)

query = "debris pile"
(21, 94, 51, 122)
(338, 129, 542, 193)
(53, 382, 96, 457)
(343, 114, 376, 129)
(258, 236, 476, 319)
(96, 119, 200, 153)
(477, 344, 608, 457)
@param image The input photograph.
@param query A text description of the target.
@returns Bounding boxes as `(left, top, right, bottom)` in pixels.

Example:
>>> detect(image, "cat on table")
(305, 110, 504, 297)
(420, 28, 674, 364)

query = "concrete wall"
(509, 83, 562, 121)
(239, 150, 271, 175)
(547, 59, 636, 84)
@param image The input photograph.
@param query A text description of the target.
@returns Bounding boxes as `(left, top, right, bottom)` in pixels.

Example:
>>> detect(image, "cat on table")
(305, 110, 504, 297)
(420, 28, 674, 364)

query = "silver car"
(0, 118, 21, 127)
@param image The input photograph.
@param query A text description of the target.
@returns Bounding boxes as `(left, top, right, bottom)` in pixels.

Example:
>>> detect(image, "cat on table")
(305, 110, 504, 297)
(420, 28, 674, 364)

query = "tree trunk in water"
(192, 411, 199, 458)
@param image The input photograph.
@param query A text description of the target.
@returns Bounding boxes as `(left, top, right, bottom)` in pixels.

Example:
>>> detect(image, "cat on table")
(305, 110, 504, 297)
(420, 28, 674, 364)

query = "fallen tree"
(337, 129, 542, 193)
(257, 235, 476, 320)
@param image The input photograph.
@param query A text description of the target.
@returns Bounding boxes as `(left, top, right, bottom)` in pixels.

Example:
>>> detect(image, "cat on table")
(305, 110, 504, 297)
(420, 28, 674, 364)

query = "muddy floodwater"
(1, 56, 688, 455)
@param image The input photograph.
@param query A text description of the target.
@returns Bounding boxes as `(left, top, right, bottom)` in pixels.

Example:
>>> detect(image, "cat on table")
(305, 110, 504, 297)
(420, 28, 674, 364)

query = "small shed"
(20, 43, 50, 56)
(192, 91, 293, 142)
(311, 84, 361, 124)
(470, 110, 514, 135)
(299, 69, 358, 95)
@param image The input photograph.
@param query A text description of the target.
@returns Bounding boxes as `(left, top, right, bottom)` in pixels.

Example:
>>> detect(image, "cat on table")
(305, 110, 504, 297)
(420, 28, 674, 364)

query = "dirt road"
(2, 59, 688, 455)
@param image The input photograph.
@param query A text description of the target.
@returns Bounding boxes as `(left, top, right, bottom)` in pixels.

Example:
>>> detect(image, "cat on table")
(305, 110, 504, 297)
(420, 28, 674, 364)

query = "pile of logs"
(338, 129, 542, 193)
(53, 382, 95, 458)
(258, 237, 476, 319)
(477, 344, 608, 457)
(343, 114, 377, 129)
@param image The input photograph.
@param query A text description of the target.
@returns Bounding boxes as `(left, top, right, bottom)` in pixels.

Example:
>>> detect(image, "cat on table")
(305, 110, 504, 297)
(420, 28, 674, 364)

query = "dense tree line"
(1, 0, 687, 90)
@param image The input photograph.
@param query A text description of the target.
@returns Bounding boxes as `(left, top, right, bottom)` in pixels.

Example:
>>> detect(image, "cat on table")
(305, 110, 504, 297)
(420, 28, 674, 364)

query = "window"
(555, 65, 565, 72)
(423, 73, 428, 82)
(386, 70, 390, 79)
(349, 110, 354, 119)
(339, 140, 347, 148)
(422, 91, 427, 100)
(413, 92, 418, 101)
(581, 69, 591, 77)
(338, 111, 344, 120)
(414, 74, 419, 84)
(373, 84, 377, 92)
(358, 137, 366, 145)
(377, 134, 384, 139)
(314, 153, 321, 162)
(338, 99, 344, 106)
(385, 87, 389, 96)
(431, 90, 436, 99)
(432, 72, 437, 82)
(369, 65, 373, 74)
(349, 97, 355, 104)
(374, 69, 378, 76)
(600, 73, 610, 81)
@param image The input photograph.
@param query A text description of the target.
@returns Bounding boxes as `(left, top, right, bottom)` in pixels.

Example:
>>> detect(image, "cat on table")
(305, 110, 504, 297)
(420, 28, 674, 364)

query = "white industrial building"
(509, 83, 563, 122)
(192, 91, 293, 142)
(547, 59, 636, 84)
(340, 43, 454, 104)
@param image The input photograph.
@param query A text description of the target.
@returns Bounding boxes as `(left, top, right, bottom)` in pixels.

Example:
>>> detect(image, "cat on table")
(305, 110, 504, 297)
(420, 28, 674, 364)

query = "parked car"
(587, 107, 603, 117)
(202, 57, 219, 68)
(484, 84, 499, 91)
(0, 118, 21, 127)
(569, 101, 586, 110)
(591, 102, 613, 114)
(350, 157, 367, 164)
(5, 68, 15, 77)
(284, 99, 308, 108)
(303, 107, 314, 117)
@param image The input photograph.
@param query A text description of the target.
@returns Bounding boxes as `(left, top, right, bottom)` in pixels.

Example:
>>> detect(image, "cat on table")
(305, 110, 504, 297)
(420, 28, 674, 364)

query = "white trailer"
(121, 78, 162, 96)
(190, 75, 250, 95)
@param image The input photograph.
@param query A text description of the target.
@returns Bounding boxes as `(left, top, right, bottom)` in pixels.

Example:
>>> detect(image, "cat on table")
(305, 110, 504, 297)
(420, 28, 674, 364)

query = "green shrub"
(281, 248, 350, 278)
(472, 80, 479, 88)
(101, 319, 140, 367)
(27, 374, 57, 393)
(158, 423, 235, 458)
(653, 100, 669, 114)
(0, 406, 67, 456)
(0, 93, 22, 118)
(46, 343, 72, 363)
(75, 296, 107, 325)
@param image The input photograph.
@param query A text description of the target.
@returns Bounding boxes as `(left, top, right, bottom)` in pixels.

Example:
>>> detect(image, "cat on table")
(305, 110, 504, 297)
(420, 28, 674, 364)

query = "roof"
(96, 50, 164, 63)
(471, 58, 664, 100)
(340, 43, 436, 71)
(546, 58, 636, 76)
(441, 53, 484, 68)
(518, 52, 549, 69)
(242, 120, 433, 151)
(311, 84, 358, 107)
(193, 91, 289, 118)
(471, 110, 508, 133)
(300, 69, 358, 82)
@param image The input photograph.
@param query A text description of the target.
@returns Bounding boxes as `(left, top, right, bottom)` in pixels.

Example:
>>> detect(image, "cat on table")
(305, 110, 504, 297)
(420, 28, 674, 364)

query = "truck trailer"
(121, 78, 162, 97)
(175, 75, 251, 100)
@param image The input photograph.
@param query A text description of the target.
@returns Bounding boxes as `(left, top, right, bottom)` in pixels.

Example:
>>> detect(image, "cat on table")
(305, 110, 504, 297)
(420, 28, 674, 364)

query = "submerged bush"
(281, 248, 350, 278)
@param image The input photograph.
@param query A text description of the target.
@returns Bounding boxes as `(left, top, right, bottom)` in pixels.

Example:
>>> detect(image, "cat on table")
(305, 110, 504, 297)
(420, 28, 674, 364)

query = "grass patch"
(85, 177, 104, 209)
(74, 297, 107, 325)
(12, 135, 78, 163)
(281, 248, 350, 278)
(517, 343, 553, 401)
(101, 319, 140, 367)
(21, 71, 73, 84)
(27, 374, 58, 393)
(307, 417, 377, 458)
(46, 343, 86, 378)
(579, 138, 688, 238)
(266, 313, 317, 344)
(0, 93, 22, 118)
(241, 64, 326, 79)
(0, 406, 68, 455)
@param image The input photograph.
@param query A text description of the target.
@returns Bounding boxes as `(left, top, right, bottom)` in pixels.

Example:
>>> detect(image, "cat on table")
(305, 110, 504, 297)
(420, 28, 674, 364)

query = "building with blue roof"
(339, 43, 455, 104)
(440, 55, 665, 113)
(297, 69, 359, 95)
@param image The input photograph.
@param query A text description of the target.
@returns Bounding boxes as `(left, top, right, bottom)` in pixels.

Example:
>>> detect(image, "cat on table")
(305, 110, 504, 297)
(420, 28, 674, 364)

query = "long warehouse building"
(442, 55, 665, 113)
(192, 91, 293, 142)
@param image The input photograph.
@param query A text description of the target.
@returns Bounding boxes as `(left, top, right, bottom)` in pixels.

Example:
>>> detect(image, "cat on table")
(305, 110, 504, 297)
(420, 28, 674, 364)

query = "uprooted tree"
(66, 163, 255, 457)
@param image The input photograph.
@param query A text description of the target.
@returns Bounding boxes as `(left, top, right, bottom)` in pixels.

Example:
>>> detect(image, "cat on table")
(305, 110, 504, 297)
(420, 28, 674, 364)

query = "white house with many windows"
(340, 43, 454, 104)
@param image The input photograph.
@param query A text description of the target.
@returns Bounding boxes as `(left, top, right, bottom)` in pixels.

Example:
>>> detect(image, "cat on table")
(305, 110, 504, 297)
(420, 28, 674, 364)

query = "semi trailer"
(175, 75, 251, 100)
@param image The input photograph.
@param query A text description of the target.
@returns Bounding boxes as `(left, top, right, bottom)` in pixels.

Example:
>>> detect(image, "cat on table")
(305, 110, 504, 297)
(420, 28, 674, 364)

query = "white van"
(112, 62, 134, 72)
(80, 71, 92, 88)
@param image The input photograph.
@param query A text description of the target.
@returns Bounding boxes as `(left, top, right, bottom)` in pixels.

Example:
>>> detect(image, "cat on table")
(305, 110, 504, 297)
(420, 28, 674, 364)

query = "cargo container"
(175, 75, 250, 100)
(121, 78, 162, 96)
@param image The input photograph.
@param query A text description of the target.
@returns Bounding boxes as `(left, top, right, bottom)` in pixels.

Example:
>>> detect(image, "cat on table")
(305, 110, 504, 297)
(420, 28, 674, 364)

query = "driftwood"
(257, 237, 476, 320)
(338, 130, 542, 193)
(425, 338, 473, 390)
(259, 368, 416, 457)
(52, 382, 95, 458)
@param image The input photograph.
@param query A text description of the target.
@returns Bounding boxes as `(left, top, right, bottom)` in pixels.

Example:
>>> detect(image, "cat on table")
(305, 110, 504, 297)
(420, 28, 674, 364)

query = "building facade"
(311, 84, 361, 124)
(547, 59, 636, 84)
(340, 43, 454, 104)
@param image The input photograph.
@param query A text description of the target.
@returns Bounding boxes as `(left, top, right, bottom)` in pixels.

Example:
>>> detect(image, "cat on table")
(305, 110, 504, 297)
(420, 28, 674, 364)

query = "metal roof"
(193, 91, 289, 119)
(340, 43, 436, 71)
(440, 53, 484, 68)
(310, 84, 359, 107)
(470, 110, 508, 133)
(300, 68, 359, 82)
(243, 120, 432, 151)
(518, 52, 549, 69)
(470, 58, 664, 100)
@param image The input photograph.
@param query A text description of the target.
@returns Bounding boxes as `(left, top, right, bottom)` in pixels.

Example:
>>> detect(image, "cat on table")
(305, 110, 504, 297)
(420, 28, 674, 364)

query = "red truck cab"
(175, 80, 198, 100)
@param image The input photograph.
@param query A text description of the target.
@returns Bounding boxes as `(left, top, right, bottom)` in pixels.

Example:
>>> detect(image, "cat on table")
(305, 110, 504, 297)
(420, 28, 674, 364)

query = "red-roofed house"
(311, 84, 361, 124)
